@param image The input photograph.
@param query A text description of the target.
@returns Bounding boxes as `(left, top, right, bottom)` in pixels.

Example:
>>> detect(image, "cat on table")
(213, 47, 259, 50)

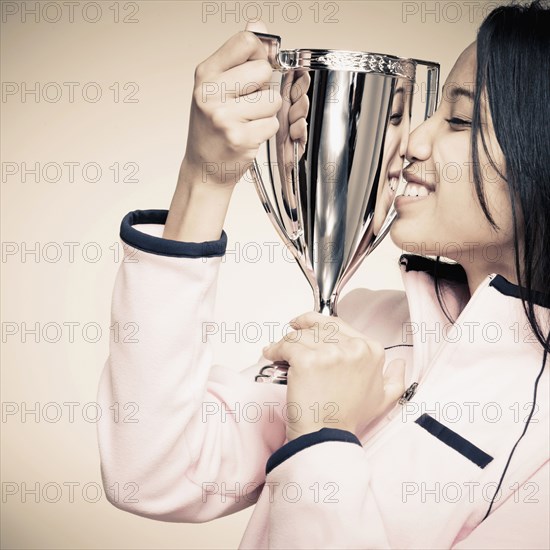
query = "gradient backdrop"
(2, 1, 500, 548)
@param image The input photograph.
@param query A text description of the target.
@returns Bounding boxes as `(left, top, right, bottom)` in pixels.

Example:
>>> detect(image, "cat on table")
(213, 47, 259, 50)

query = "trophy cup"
(250, 32, 439, 384)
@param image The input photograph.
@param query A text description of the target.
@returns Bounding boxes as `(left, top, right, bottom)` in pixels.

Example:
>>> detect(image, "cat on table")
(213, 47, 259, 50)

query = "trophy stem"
(316, 297, 337, 317)
(254, 289, 339, 385)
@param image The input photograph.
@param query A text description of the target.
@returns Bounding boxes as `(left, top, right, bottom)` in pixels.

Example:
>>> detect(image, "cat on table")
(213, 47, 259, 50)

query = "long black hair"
(435, 0, 550, 353)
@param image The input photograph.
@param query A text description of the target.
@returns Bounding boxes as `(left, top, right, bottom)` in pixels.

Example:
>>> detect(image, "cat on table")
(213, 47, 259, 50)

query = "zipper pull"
(398, 382, 418, 405)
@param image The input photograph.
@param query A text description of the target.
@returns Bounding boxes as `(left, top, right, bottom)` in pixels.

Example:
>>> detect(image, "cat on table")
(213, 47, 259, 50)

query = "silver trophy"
(250, 32, 439, 384)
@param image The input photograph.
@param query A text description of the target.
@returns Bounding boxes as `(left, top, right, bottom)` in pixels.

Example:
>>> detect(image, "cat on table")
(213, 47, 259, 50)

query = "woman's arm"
(96, 21, 286, 522)
(263, 436, 549, 549)
(97, 211, 287, 522)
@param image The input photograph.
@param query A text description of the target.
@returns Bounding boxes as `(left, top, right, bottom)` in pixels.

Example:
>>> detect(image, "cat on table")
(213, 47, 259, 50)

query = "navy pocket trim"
(415, 413, 493, 469)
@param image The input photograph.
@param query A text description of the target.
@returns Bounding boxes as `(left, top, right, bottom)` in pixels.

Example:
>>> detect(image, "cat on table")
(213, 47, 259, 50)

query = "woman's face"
(390, 42, 520, 287)
(373, 78, 411, 236)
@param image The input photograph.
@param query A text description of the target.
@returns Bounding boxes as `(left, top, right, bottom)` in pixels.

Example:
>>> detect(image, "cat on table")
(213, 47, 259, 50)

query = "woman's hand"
(163, 20, 282, 242)
(262, 312, 406, 442)
(184, 20, 282, 187)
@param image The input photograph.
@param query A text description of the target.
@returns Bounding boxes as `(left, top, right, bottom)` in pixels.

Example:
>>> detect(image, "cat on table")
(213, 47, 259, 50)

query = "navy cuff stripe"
(266, 428, 362, 475)
(415, 413, 493, 469)
(120, 209, 227, 258)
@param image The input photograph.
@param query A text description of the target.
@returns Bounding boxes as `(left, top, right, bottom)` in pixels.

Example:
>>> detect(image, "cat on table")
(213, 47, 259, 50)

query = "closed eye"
(446, 117, 472, 130)
(390, 112, 403, 126)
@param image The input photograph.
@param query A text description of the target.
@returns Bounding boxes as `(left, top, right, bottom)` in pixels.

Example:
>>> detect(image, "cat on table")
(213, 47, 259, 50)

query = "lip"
(402, 170, 436, 193)
(388, 170, 401, 181)
(394, 193, 432, 210)
(394, 169, 436, 211)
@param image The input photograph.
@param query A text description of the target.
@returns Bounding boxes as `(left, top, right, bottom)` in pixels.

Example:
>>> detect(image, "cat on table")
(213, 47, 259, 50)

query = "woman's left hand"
(262, 312, 407, 442)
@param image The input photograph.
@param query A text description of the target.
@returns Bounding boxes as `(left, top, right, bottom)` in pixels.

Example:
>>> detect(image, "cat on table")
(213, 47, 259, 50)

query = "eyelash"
(390, 112, 403, 125)
(446, 117, 472, 128)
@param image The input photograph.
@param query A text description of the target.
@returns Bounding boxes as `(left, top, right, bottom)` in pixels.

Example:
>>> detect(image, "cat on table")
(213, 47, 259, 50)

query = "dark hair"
(436, 0, 550, 353)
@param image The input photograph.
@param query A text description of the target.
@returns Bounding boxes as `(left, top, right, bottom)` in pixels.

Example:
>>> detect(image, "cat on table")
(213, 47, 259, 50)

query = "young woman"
(97, 2, 549, 548)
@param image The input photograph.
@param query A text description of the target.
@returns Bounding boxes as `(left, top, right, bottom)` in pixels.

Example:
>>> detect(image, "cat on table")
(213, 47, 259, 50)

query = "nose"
(405, 118, 434, 163)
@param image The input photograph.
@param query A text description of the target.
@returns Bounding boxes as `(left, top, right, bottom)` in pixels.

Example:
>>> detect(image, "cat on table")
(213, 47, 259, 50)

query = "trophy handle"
(252, 31, 297, 70)
(250, 153, 303, 387)
(249, 159, 303, 246)
(411, 59, 440, 118)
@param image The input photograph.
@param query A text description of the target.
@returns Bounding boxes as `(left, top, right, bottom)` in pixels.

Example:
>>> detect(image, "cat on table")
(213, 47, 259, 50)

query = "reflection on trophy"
(250, 33, 439, 384)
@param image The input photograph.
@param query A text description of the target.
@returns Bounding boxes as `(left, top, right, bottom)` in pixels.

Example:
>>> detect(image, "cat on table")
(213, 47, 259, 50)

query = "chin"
(389, 221, 427, 257)
(389, 219, 409, 250)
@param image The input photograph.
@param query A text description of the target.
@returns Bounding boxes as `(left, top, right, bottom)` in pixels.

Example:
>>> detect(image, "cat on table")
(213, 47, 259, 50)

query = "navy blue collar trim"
(399, 254, 468, 284)
(399, 254, 550, 309)
(490, 275, 550, 309)
(120, 209, 227, 258)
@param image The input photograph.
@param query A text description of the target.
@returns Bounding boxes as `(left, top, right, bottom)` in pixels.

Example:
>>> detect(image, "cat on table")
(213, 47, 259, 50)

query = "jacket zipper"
(362, 273, 496, 455)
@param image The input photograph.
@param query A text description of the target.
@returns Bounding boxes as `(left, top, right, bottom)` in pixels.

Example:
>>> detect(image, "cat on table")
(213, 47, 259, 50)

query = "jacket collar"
(399, 253, 550, 310)
(398, 254, 549, 383)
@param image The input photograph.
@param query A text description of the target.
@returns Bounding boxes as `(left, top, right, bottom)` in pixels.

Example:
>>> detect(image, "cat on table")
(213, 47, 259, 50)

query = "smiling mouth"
(402, 182, 434, 197)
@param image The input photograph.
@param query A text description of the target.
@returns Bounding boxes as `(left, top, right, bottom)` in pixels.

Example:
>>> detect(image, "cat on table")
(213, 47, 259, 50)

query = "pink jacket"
(97, 209, 549, 549)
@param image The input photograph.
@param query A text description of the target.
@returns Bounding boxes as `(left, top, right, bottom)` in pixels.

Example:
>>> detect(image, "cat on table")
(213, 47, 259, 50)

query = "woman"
(97, 1, 549, 548)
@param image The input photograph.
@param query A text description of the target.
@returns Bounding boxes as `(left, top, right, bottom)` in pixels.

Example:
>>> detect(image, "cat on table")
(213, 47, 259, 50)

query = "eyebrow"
(445, 85, 475, 101)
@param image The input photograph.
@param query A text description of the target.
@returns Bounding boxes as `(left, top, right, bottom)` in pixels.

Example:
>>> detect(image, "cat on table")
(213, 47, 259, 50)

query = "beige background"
(2, 1, 497, 548)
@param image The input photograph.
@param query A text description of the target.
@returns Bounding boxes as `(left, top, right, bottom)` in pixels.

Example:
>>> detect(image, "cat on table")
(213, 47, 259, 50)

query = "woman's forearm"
(163, 157, 236, 242)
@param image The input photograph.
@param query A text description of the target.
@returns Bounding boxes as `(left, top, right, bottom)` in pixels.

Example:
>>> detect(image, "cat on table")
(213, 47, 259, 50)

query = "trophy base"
(254, 361, 289, 385)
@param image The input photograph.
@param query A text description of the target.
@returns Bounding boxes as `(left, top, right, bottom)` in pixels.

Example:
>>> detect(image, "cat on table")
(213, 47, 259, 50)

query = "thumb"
(245, 20, 268, 33)
(382, 358, 407, 405)
(244, 20, 272, 60)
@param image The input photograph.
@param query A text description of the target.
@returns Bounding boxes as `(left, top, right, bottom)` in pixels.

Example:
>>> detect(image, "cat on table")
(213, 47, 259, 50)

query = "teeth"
(404, 183, 431, 197)
(388, 177, 398, 192)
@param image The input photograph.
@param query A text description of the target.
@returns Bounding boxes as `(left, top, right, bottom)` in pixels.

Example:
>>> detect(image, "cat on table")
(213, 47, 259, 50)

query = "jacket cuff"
(120, 209, 227, 258)
(265, 427, 362, 475)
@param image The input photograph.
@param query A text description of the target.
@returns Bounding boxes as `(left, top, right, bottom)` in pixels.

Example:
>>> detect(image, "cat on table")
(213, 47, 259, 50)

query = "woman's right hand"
(184, 21, 282, 187)
(163, 21, 282, 242)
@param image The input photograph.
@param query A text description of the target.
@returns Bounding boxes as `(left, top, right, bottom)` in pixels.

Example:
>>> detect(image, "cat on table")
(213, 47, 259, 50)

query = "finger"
(289, 71, 311, 103)
(381, 358, 407, 407)
(242, 116, 280, 146)
(288, 94, 309, 124)
(223, 59, 274, 94)
(289, 311, 325, 329)
(263, 328, 318, 357)
(206, 31, 268, 75)
(289, 118, 307, 143)
(262, 337, 310, 365)
(290, 312, 359, 340)
(234, 89, 282, 121)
